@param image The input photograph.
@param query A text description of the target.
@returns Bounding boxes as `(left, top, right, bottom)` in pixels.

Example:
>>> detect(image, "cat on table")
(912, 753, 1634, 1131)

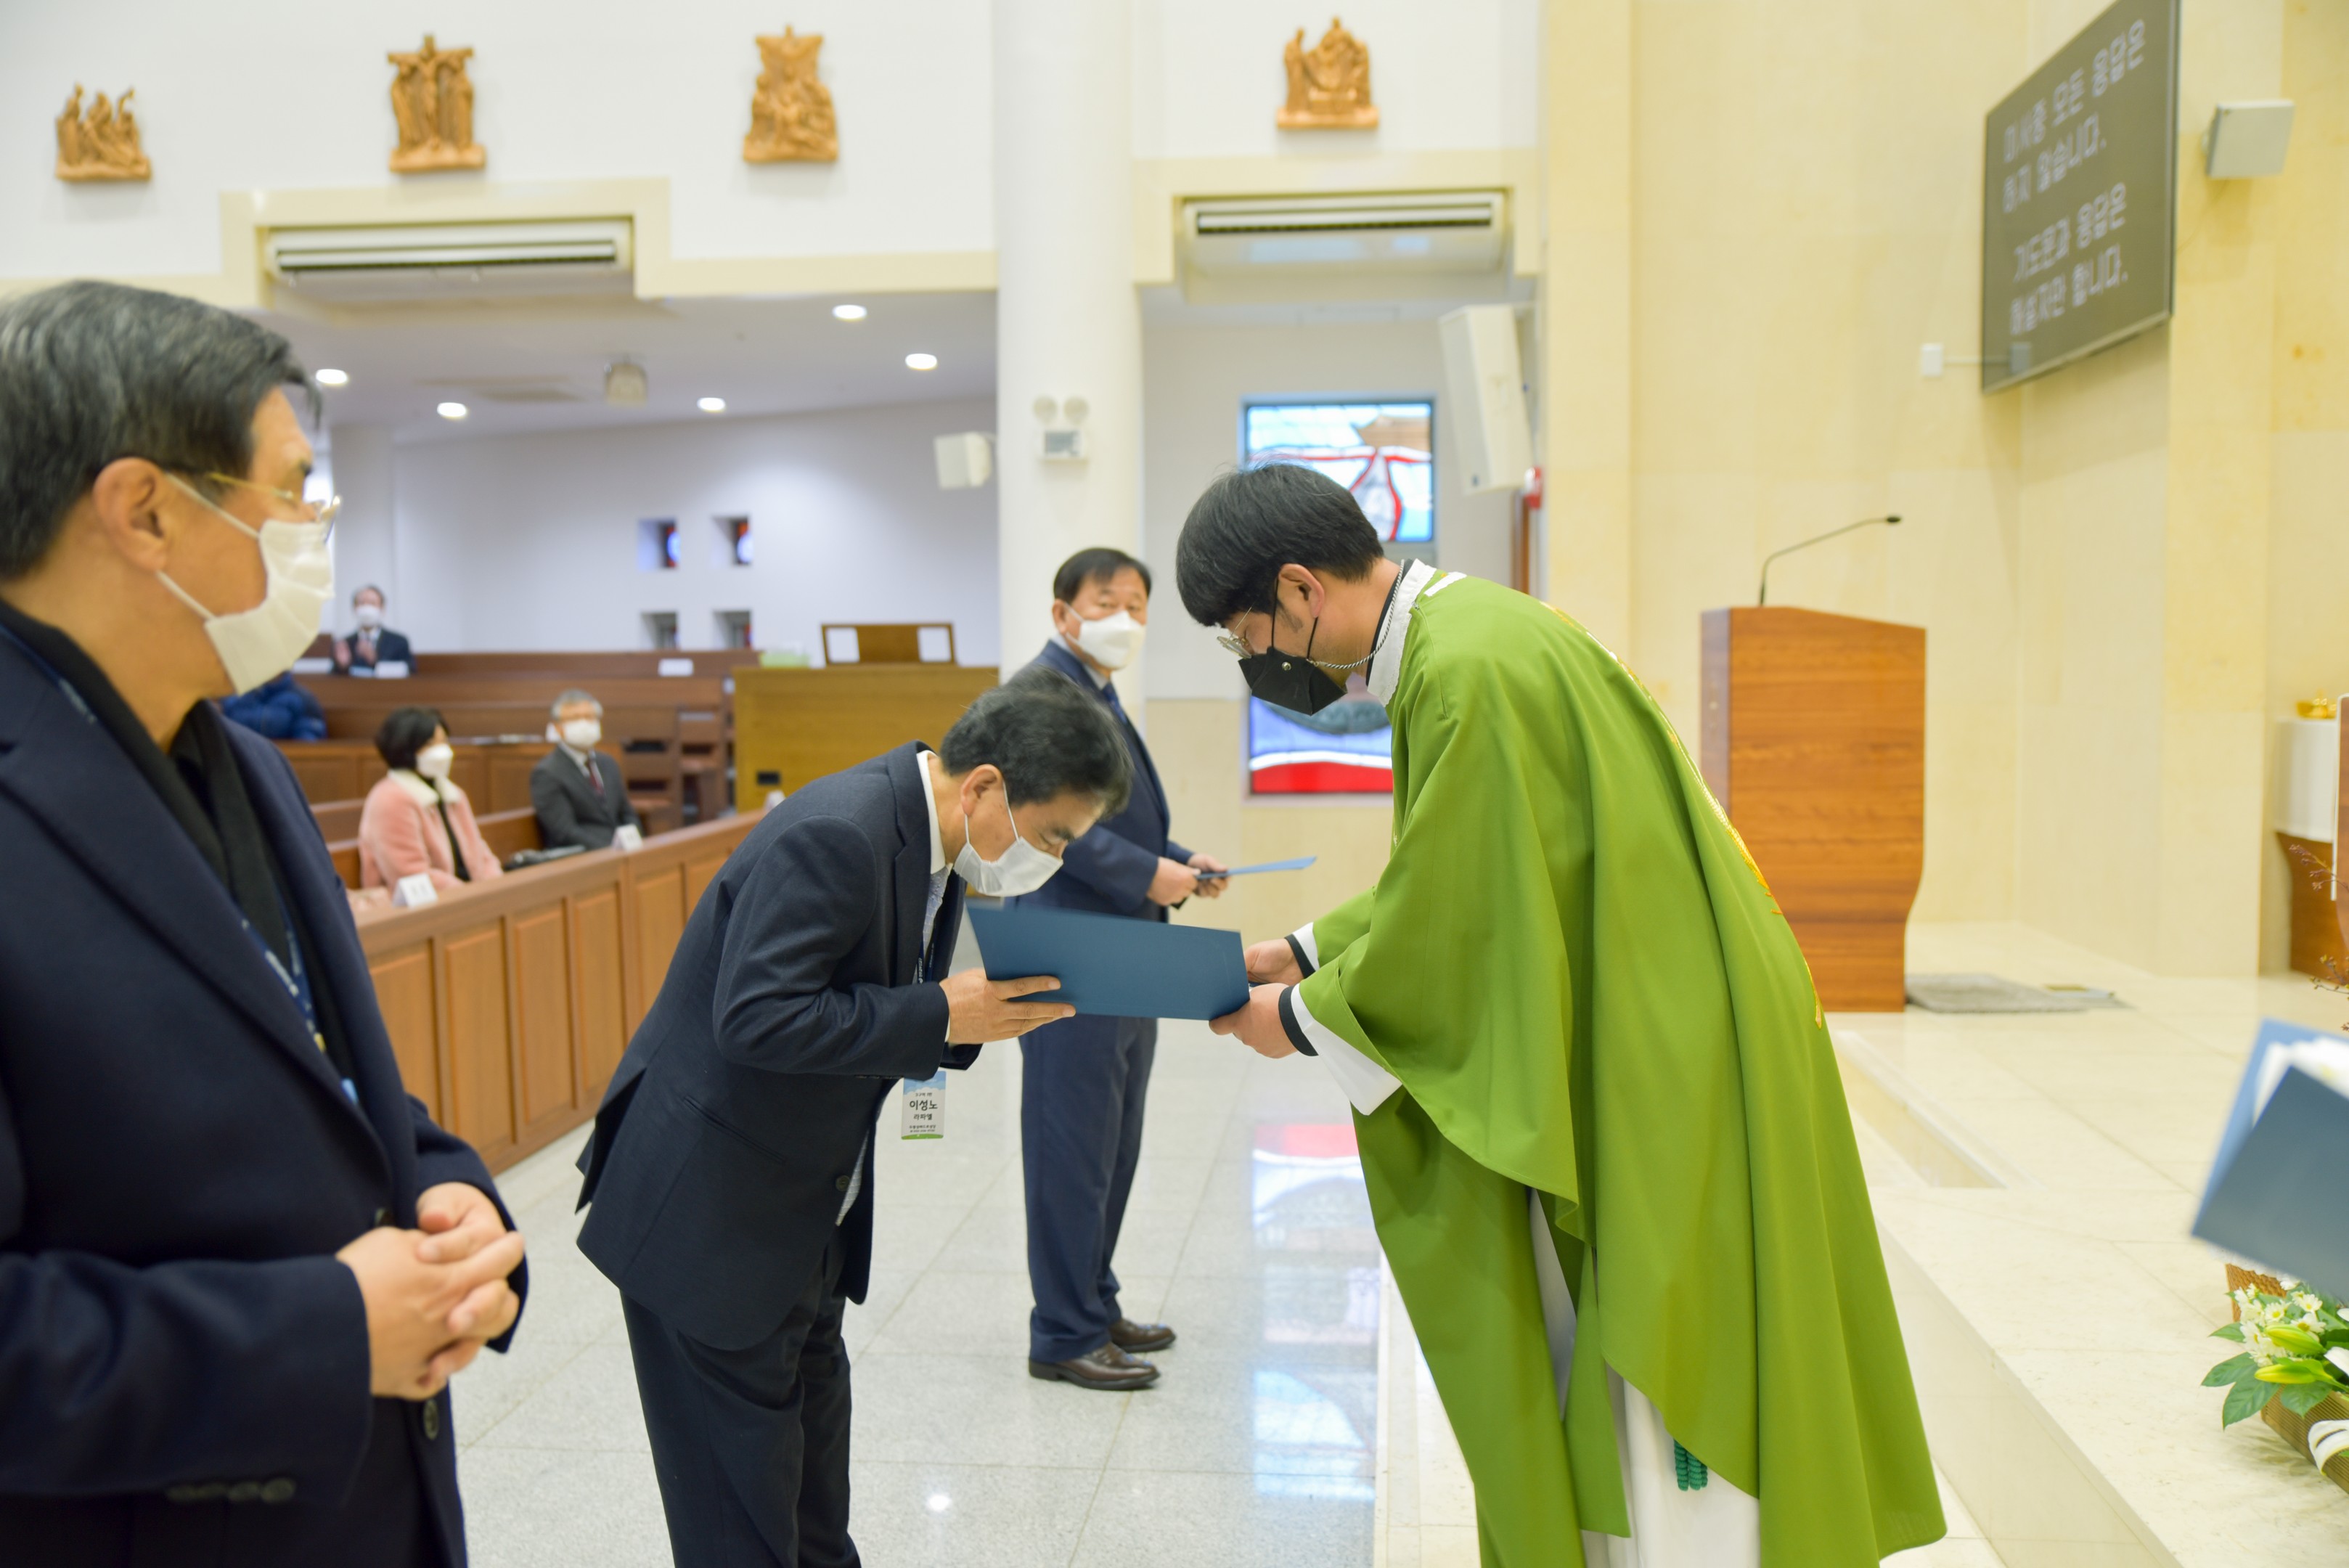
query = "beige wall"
(2258, 0, 2349, 968)
(1543, 0, 2029, 923)
(1540, 0, 2338, 971)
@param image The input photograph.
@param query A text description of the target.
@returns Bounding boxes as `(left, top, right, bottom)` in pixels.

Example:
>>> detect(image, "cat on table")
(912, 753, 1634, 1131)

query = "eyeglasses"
(1214, 630, 1255, 658)
(192, 470, 341, 539)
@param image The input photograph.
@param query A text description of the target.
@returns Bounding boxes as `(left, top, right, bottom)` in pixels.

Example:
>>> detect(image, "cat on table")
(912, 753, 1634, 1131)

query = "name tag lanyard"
(241, 884, 361, 1108)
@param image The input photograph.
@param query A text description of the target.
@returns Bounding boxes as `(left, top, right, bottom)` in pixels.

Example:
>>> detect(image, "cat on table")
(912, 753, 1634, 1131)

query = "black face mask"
(1238, 622, 1352, 716)
(1238, 570, 1408, 716)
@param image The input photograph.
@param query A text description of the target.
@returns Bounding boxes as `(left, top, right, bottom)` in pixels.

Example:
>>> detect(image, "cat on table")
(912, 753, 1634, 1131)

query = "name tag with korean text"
(901, 1071, 946, 1139)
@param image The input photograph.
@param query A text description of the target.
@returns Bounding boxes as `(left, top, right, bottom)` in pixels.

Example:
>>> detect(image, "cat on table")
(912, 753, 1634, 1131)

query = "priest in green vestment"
(1177, 463, 1944, 1567)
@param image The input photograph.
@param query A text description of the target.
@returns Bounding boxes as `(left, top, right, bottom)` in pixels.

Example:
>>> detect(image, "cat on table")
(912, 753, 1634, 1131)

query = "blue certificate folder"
(2191, 1017, 2349, 1300)
(968, 906, 1251, 1021)
(1195, 855, 1316, 881)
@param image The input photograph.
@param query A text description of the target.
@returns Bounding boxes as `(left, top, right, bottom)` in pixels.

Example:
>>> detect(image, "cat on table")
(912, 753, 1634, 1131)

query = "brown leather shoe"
(1109, 1317, 1176, 1353)
(1028, 1342, 1160, 1391)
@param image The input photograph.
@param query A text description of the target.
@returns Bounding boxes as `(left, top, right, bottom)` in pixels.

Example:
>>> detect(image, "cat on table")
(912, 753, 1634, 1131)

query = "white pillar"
(992, 0, 1143, 685)
(325, 422, 397, 639)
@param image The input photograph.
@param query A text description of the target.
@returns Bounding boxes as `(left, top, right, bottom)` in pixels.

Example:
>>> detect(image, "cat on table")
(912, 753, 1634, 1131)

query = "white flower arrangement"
(2205, 1278, 2349, 1430)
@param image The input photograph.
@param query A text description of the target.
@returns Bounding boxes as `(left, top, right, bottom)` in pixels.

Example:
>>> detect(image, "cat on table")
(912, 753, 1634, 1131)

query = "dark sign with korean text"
(1980, 0, 2177, 391)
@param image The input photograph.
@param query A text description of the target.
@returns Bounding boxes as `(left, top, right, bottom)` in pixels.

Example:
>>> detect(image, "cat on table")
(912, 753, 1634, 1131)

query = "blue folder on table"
(2191, 1017, 2349, 1300)
(968, 905, 1251, 1021)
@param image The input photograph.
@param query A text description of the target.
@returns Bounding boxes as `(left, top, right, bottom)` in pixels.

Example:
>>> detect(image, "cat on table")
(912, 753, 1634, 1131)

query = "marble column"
(992, 0, 1143, 687)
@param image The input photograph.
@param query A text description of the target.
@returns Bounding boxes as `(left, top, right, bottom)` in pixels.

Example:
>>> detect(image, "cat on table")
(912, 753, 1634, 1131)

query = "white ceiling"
(261, 290, 997, 450)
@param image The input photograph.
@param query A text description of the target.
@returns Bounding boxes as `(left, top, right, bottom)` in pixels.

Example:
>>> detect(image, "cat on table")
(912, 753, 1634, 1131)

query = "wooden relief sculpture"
(387, 35, 486, 173)
(55, 86, 151, 181)
(744, 28, 838, 163)
(1279, 17, 1378, 128)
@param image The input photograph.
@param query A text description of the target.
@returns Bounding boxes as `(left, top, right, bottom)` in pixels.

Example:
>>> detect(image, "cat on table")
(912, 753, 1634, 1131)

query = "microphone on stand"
(1757, 515, 1902, 605)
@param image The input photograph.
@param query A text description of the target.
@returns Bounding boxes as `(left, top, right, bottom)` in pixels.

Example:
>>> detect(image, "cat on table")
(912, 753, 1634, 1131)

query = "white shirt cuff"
(1291, 922, 1320, 973)
(1291, 985, 1402, 1115)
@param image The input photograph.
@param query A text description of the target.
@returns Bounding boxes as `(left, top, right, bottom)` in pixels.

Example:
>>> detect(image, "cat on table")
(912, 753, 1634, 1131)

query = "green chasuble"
(1294, 570, 1942, 1566)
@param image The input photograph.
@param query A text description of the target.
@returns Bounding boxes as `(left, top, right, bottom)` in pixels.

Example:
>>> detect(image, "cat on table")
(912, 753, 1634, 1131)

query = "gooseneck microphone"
(1757, 515, 1902, 605)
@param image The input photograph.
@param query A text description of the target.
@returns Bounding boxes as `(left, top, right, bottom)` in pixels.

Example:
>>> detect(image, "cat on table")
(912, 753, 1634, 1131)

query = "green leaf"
(2223, 1375, 2272, 1426)
(2203, 1353, 2257, 1387)
(2211, 1323, 2247, 1342)
(2279, 1381, 2338, 1416)
(2223, 1374, 2274, 1426)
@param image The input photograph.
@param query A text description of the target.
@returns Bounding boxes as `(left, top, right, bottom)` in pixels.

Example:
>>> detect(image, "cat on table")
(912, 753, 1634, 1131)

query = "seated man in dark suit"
(332, 584, 412, 674)
(530, 688, 642, 850)
(576, 668, 1131, 1568)
(0, 279, 526, 1566)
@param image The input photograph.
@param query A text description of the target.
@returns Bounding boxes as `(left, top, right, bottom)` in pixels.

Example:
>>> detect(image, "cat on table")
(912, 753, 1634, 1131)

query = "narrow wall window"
(642, 611, 679, 651)
(715, 610, 753, 649)
(637, 518, 680, 571)
(716, 515, 753, 566)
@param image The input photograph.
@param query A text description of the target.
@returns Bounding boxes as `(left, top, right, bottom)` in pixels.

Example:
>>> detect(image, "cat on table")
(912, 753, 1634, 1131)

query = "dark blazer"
(0, 643, 520, 1566)
(1012, 640, 1190, 922)
(530, 747, 640, 851)
(576, 742, 976, 1350)
(335, 628, 412, 674)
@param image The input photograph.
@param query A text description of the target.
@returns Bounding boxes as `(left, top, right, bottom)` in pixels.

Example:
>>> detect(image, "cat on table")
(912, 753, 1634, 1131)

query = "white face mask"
(560, 718, 602, 750)
(953, 786, 1061, 898)
(354, 603, 383, 629)
(155, 476, 333, 695)
(1068, 608, 1145, 671)
(414, 743, 454, 781)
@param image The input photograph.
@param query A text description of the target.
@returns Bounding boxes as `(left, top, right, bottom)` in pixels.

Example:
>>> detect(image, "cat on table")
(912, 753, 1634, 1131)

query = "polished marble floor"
(453, 1010, 1384, 1567)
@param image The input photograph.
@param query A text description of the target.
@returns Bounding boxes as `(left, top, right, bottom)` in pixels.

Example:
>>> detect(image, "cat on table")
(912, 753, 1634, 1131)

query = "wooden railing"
(354, 811, 761, 1172)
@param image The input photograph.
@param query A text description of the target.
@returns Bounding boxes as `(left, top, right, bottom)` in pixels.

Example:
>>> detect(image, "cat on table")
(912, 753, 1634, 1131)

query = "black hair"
(940, 666, 1131, 815)
(1174, 463, 1386, 627)
(353, 584, 385, 605)
(1053, 547, 1152, 605)
(0, 280, 316, 579)
(375, 706, 449, 772)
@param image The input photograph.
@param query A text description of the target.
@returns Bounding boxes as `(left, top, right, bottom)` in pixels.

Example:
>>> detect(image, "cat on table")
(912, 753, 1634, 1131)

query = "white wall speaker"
(934, 432, 993, 490)
(1437, 304, 1532, 495)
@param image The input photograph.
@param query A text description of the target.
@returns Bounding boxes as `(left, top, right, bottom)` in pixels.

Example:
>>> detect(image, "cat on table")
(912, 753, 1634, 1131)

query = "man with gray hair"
(531, 687, 642, 851)
(0, 279, 528, 1566)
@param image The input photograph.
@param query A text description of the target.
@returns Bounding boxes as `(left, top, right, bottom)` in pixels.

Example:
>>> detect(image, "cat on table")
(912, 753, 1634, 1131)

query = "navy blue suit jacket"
(0, 640, 519, 1566)
(576, 743, 976, 1349)
(1011, 641, 1190, 922)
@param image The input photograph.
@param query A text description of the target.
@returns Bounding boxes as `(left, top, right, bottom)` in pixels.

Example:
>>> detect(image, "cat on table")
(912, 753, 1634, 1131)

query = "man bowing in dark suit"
(530, 688, 642, 850)
(576, 667, 1131, 1568)
(0, 279, 526, 1567)
(1013, 548, 1227, 1391)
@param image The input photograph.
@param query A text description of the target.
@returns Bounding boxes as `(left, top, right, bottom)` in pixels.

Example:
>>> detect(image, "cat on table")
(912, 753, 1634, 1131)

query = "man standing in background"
(1013, 547, 1228, 1392)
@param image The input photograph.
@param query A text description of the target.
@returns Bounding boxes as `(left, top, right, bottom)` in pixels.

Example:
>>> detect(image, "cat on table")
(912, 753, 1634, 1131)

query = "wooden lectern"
(1699, 607, 1924, 1011)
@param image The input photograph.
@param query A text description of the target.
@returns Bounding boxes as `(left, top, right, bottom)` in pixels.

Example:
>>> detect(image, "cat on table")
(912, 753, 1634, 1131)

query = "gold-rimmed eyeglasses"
(1214, 630, 1255, 658)
(194, 470, 341, 538)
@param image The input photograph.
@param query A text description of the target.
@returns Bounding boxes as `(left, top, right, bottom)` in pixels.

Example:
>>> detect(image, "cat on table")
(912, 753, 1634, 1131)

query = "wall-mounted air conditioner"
(1180, 192, 1507, 276)
(264, 220, 634, 304)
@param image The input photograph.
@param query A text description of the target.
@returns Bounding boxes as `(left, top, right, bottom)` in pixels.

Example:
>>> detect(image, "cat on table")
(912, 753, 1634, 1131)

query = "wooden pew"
(274, 738, 555, 814)
(409, 650, 764, 681)
(310, 797, 364, 843)
(355, 812, 761, 1172)
(322, 807, 544, 892)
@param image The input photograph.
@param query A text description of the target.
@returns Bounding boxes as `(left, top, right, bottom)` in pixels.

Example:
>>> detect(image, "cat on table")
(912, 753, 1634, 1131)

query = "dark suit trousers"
(1021, 1013, 1156, 1363)
(621, 1233, 857, 1568)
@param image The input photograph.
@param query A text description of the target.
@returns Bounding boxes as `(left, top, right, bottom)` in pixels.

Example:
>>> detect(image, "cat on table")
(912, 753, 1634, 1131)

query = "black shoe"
(1108, 1316, 1176, 1353)
(1028, 1342, 1160, 1391)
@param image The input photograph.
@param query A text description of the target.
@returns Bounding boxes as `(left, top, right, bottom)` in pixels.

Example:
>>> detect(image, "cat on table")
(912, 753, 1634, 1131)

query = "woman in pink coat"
(357, 706, 504, 892)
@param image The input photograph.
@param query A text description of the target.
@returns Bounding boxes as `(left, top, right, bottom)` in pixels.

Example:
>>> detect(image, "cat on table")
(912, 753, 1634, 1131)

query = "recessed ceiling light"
(905, 353, 938, 371)
(926, 1494, 952, 1513)
(833, 303, 867, 322)
(436, 401, 468, 420)
(698, 396, 727, 413)
(315, 368, 349, 388)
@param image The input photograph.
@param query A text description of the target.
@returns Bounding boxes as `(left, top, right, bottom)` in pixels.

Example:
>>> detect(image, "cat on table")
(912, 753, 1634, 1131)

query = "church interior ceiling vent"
(263, 219, 634, 305)
(1180, 192, 1506, 276)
